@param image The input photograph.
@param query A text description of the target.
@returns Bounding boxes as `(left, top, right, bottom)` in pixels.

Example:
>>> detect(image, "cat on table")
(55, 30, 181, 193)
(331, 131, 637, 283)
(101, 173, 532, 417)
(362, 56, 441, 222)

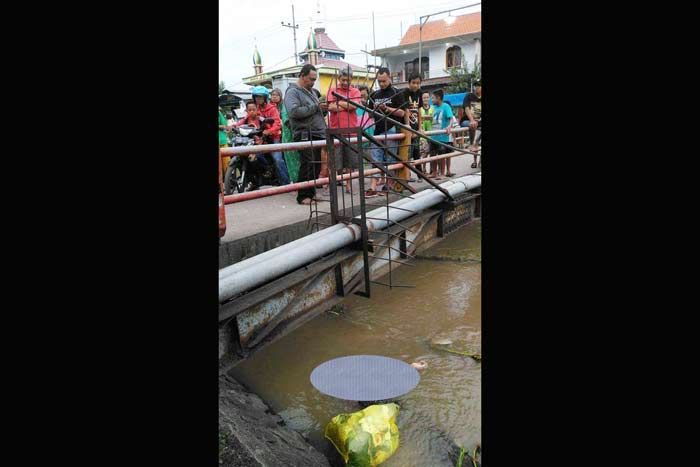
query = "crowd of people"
(218, 64, 482, 204)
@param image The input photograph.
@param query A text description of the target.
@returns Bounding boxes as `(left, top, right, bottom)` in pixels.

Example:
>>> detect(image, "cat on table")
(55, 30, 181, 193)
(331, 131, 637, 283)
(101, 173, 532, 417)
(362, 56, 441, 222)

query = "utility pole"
(372, 11, 376, 67)
(281, 4, 299, 64)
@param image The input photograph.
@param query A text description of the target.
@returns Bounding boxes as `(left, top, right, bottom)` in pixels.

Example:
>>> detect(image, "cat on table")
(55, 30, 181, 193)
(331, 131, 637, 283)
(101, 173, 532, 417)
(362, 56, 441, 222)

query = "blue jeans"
(271, 138, 290, 185)
(461, 120, 480, 145)
(371, 127, 399, 178)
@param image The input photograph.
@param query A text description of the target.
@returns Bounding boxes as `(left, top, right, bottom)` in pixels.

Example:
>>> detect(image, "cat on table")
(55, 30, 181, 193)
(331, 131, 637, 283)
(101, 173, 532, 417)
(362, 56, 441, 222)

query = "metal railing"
(220, 127, 469, 157)
(221, 126, 477, 205)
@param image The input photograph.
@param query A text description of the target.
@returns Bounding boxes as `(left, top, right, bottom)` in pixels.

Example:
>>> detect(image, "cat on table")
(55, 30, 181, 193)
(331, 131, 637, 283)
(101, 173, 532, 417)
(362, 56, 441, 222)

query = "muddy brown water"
(229, 220, 481, 466)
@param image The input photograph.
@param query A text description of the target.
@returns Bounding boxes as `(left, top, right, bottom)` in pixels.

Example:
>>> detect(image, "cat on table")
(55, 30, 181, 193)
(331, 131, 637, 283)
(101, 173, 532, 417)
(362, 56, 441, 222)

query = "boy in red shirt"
(232, 101, 265, 142)
(231, 101, 274, 175)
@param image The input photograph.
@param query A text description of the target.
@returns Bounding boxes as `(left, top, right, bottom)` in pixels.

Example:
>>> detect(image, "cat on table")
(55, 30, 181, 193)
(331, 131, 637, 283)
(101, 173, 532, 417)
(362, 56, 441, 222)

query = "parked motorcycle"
(224, 118, 278, 194)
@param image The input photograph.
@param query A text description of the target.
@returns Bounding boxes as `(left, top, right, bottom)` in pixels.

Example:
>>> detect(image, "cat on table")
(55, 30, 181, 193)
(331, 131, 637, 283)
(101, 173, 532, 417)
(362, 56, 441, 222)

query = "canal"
(229, 219, 481, 466)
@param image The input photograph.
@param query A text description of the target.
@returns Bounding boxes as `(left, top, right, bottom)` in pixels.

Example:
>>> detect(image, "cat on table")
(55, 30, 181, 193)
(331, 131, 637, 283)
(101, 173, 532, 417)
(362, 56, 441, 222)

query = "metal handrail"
(220, 127, 470, 156)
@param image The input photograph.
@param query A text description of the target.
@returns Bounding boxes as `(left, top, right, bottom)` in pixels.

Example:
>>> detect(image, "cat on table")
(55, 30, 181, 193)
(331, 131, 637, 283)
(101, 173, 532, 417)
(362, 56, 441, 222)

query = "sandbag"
(324, 403, 400, 467)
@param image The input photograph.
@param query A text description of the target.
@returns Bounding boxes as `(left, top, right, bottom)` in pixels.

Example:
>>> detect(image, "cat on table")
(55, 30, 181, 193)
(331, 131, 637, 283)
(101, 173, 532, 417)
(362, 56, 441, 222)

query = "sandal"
(471, 162, 478, 169)
(445, 172, 456, 177)
(364, 190, 378, 198)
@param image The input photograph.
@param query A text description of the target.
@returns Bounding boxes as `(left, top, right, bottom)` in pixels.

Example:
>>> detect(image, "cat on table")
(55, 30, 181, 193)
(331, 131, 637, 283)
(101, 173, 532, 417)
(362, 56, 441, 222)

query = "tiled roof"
(399, 12, 481, 46)
(314, 58, 366, 72)
(302, 28, 343, 52)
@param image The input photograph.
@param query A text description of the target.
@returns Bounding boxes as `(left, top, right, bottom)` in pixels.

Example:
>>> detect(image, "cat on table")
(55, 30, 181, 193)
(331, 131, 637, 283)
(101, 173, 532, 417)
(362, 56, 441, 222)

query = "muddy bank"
(219, 375, 330, 467)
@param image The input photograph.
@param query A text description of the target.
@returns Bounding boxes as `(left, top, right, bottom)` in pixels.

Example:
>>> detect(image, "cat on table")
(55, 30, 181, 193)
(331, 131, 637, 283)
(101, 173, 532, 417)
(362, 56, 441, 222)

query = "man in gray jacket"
(284, 64, 328, 204)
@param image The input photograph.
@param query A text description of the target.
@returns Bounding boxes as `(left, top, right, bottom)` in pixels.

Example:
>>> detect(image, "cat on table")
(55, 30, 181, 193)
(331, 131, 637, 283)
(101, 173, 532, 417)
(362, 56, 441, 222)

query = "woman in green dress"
(270, 88, 300, 182)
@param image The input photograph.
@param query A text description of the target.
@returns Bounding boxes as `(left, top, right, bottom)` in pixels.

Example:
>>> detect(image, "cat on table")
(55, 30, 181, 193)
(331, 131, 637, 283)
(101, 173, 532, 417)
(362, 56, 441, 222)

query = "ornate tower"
(253, 45, 263, 74)
(306, 29, 319, 65)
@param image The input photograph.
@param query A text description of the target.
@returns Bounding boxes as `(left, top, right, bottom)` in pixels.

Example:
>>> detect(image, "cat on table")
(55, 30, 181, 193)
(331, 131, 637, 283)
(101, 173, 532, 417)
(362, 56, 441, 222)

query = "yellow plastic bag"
(324, 403, 400, 467)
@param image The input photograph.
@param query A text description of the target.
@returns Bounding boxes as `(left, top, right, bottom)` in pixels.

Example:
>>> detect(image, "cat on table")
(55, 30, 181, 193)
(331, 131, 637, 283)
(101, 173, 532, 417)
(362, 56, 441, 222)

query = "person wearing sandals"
(419, 91, 438, 178)
(366, 67, 405, 197)
(403, 72, 424, 182)
(462, 79, 482, 168)
(284, 64, 329, 205)
(431, 89, 457, 178)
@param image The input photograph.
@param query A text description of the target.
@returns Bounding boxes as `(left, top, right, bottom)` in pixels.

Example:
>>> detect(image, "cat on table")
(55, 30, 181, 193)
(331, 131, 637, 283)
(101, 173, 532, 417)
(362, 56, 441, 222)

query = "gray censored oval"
(310, 354, 420, 401)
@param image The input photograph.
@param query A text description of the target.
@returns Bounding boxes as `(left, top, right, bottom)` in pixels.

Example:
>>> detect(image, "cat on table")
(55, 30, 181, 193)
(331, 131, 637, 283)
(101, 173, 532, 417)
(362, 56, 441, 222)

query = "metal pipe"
(419, 16, 424, 80)
(219, 173, 481, 302)
(221, 128, 469, 156)
(219, 223, 345, 280)
(224, 147, 474, 204)
(364, 173, 481, 232)
(219, 187, 437, 280)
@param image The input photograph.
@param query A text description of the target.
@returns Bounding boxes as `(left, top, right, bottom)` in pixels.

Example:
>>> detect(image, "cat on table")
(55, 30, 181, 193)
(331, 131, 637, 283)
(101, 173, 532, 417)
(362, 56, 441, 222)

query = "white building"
(371, 12, 481, 90)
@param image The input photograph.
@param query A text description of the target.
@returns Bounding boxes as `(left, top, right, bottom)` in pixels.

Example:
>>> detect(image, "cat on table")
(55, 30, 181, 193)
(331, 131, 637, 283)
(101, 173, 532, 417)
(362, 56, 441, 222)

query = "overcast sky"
(219, 0, 481, 91)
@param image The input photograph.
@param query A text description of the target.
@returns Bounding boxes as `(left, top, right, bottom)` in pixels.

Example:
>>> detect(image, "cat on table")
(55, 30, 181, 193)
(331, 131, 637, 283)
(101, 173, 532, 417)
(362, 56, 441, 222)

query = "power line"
(294, 1, 478, 25)
(224, 24, 284, 44)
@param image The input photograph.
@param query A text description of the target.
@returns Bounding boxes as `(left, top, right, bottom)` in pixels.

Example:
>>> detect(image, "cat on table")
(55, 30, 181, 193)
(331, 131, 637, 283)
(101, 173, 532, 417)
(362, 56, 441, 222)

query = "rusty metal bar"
(332, 91, 472, 157)
(371, 243, 416, 260)
(365, 217, 415, 233)
(223, 149, 476, 205)
(368, 256, 415, 267)
(373, 229, 417, 247)
(370, 281, 415, 288)
(363, 203, 416, 214)
(331, 95, 471, 203)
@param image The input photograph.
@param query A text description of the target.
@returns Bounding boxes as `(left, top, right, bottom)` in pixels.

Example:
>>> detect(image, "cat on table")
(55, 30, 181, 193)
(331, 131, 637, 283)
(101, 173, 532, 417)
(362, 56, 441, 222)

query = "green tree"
(445, 61, 481, 94)
(219, 81, 226, 94)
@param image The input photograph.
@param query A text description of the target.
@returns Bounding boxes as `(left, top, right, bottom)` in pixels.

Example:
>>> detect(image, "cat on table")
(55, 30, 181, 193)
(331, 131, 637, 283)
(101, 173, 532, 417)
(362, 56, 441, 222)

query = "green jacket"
(219, 110, 228, 146)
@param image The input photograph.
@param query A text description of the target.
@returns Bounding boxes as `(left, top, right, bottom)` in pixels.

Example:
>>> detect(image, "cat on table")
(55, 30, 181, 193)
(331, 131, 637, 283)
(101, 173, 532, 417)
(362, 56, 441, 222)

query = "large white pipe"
(219, 173, 481, 303)
(219, 224, 345, 280)
(218, 188, 436, 280)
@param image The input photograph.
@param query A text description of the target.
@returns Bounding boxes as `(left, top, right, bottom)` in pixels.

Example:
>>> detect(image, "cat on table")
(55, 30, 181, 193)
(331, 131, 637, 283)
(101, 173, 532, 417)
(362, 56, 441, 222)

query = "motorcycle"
(224, 118, 278, 194)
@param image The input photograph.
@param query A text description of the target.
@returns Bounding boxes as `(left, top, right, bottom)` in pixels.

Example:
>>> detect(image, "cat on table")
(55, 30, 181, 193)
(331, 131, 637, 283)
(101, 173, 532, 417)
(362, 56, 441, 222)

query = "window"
(404, 61, 415, 78)
(446, 46, 462, 69)
(405, 57, 429, 80)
